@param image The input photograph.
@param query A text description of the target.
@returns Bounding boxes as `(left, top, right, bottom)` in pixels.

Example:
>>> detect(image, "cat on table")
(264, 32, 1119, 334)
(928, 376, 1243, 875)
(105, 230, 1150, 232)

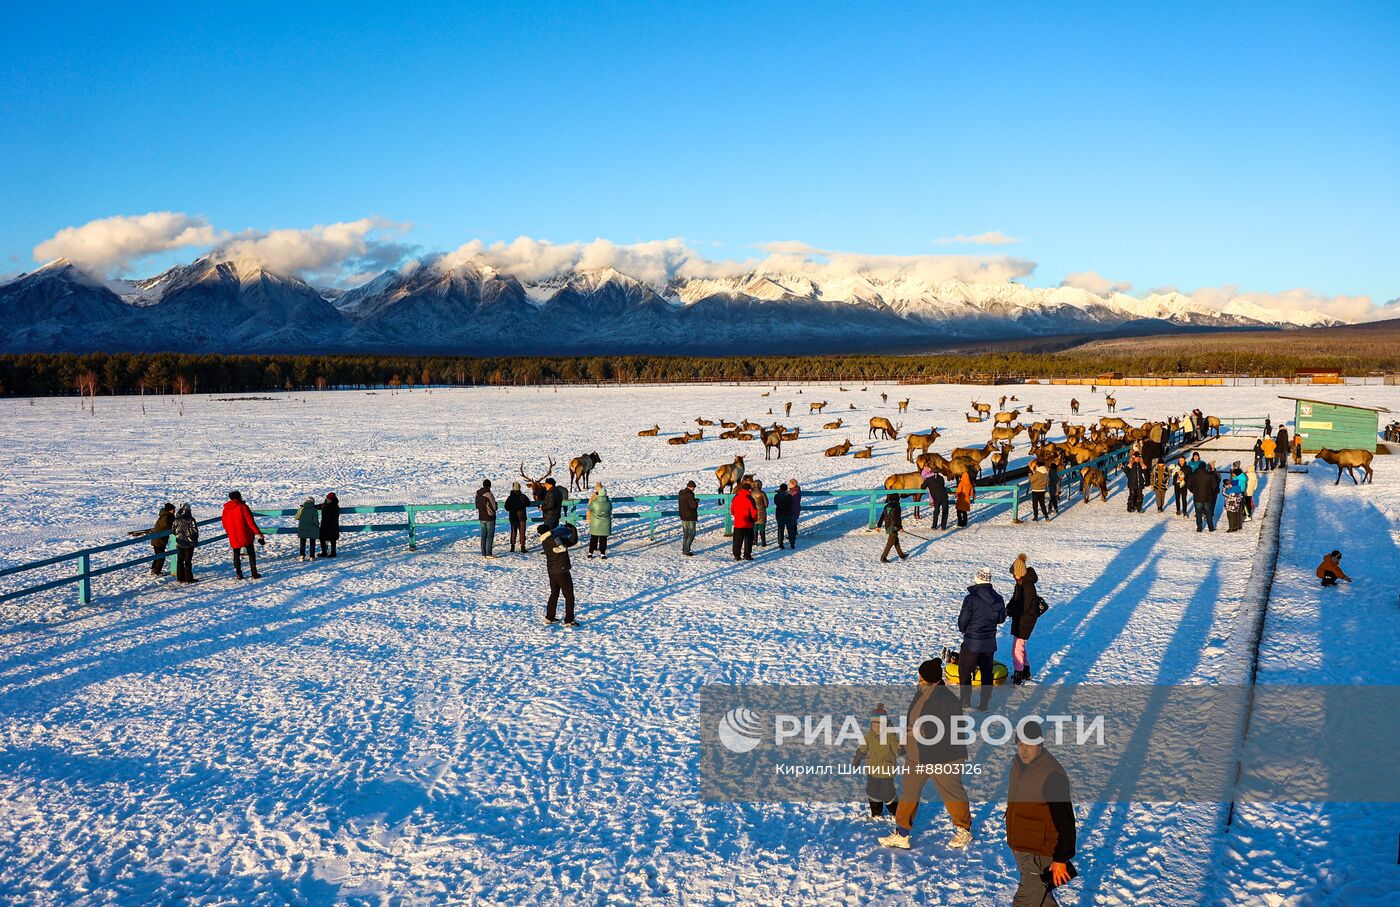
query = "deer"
(825, 438, 853, 457)
(853, 445, 874, 459)
(720, 420, 738, 429)
(1025, 404, 1034, 413)
(971, 400, 992, 418)
(696, 417, 715, 426)
(994, 409, 1021, 425)
(668, 435, 691, 446)
(1106, 394, 1118, 413)
(990, 442, 1014, 478)
(881, 392, 889, 404)
(720, 429, 741, 440)
(869, 416, 902, 440)
(839, 386, 849, 392)
(966, 412, 983, 423)
(906, 430, 939, 462)
(760, 391, 770, 397)
(741, 419, 763, 432)
(823, 418, 844, 430)
(1204, 415, 1222, 438)
(1070, 398, 1080, 415)
(780, 427, 801, 441)
(848, 403, 856, 410)
(810, 401, 829, 414)
(734, 432, 755, 441)
(784, 402, 793, 417)
(990, 423, 1025, 444)
(715, 455, 746, 493)
(762, 426, 784, 460)
(999, 395, 1008, 408)
(951, 441, 996, 462)
(1315, 448, 1375, 485)
(897, 398, 910, 413)
(568, 452, 601, 491)
(519, 458, 556, 505)
(637, 425, 660, 437)
(1099, 416, 1130, 433)
(1080, 465, 1109, 502)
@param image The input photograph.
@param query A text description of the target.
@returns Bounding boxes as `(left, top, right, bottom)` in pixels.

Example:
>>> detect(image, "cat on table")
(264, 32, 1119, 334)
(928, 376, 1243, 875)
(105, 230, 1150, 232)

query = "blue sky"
(2, 2, 1397, 318)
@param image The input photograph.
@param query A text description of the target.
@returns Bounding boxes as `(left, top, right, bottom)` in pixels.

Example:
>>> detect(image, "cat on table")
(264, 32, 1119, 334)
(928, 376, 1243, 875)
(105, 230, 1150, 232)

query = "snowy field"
(1, 382, 1397, 906)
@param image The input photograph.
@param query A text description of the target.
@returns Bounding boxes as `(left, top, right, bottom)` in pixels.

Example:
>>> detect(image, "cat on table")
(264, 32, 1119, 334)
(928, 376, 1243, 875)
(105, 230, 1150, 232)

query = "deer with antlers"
(519, 458, 556, 504)
(869, 416, 902, 440)
(1106, 394, 1118, 413)
(971, 400, 992, 418)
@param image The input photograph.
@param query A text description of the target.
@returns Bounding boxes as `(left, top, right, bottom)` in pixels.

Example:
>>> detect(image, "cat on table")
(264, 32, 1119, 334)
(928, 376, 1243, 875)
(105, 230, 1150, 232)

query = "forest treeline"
(1, 347, 1396, 396)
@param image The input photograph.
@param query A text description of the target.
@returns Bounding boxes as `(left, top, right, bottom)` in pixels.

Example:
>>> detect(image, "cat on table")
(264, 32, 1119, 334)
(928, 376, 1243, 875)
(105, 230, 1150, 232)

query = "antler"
(543, 456, 555, 478)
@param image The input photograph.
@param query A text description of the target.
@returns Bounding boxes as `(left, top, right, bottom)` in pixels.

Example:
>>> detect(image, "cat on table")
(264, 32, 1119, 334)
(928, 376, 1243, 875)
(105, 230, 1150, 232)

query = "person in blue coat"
(957, 567, 1007, 711)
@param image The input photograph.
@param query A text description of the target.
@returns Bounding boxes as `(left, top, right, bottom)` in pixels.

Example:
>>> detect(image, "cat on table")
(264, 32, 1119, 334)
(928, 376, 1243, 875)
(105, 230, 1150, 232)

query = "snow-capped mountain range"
(0, 255, 1341, 355)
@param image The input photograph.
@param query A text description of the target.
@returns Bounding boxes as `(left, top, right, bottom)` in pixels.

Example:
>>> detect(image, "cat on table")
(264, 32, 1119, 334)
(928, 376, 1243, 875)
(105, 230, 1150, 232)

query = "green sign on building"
(1280, 396, 1387, 453)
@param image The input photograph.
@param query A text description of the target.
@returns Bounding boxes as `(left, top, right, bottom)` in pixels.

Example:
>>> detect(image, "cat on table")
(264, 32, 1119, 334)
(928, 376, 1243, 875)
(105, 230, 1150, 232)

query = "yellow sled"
(943, 659, 1010, 685)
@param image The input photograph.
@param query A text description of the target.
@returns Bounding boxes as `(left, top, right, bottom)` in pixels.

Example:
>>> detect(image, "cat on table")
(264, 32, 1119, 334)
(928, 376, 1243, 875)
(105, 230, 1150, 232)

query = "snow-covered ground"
(0, 382, 1395, 905)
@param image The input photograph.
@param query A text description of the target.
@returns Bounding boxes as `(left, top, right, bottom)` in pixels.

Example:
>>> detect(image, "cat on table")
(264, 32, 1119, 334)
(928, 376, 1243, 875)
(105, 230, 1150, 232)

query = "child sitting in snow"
(851, 704, 902, 818)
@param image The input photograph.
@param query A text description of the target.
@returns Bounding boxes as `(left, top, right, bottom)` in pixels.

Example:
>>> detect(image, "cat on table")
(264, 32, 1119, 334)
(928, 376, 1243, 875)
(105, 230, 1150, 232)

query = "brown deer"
(668, 435, 691, 446)
(905, 430, 939, 462)
(990, 442, 1014, 478)
(762, 427, 784, 460)
(881, 392, 889, 403)
(568, 452, 601, 491)
(994, 409, 1021, 425)
(1099, 416, 1130, 433)
(966, 412, 983, 423)
(715, 455, 746, 493)
(780, 427, 801, 441)
(741, 419, 762, 432)
(825, 439, 853, 457)
(1204, 415, 1222, 438)
(719, 429, 741, 440)
(869, 417, 902, 440)
(990, 424, 1025, 444)
(519, 458, 556, 503)
(1315, 448, 1375, 485)
(1025, 404, 1034, 413)
(1070, 398, 1080, 415)
(823, 418, 844, 430)
(696, 417, 715, 426)
(971, 400, 992, 418)
(1106, 395, 1118, 413)
(784, 401, 793, 417)
(809, 401, 829, 414)
(999, 395, 1008, 408)
(853, 445, 874, 459)
(951, 441, 996, 462)
(637, 425, 660, 437)
(897, 398, 910, 413)
(1080, 466, 1109, 502)
(720, 420, 737, 429)
(734, 432, 755, 441)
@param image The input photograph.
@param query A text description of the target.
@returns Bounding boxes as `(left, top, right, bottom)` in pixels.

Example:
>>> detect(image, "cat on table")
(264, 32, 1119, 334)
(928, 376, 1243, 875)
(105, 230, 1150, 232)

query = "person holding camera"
(1006, 720, 1077, 906)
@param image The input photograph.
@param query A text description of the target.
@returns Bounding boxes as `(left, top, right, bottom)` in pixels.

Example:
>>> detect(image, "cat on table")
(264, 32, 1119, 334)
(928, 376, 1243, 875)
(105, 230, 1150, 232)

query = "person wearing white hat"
(957, 566, 1006, 711)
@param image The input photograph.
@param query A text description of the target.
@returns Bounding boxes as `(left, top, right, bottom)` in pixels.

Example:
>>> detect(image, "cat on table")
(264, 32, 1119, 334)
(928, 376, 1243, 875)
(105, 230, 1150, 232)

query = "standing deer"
(994, 409, 1022, 425)
(1106, 395, 1118, 413)
(971, 400, 992, 418)
(869, 417, 902, 440)
(1070, 398, 1080, 415)
(897, 398, 910, 413)
(999, 395, 1008, 408)
(784, 402, 793, 417)
(716, 455, 746, 493)
(881, 392, 889, 403)
(519, 458, 556, 504)
(569, 452, 601, 491)
(1314, 448, 1375, 485)
(762, 427, 784, 460)
(905, 429, 940, 462)
(809, 401, 829, 414)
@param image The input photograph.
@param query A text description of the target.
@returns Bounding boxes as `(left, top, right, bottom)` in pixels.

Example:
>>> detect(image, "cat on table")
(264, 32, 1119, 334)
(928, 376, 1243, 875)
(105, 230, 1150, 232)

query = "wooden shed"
(1277, 396, 1390, 452)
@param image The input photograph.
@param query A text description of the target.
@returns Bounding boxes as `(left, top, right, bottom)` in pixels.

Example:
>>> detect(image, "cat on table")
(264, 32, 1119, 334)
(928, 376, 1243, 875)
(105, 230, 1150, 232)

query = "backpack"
(552, 522, 579, 547)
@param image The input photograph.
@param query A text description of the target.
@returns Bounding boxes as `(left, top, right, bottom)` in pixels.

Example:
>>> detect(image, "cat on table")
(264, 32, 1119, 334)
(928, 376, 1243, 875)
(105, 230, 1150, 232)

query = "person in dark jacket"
(1046, 460, 1061, 513)
(751, 478, 770, 546)
(1264, 415, 1272, 438)
(773, 483, 795, 549)
(221, 491, 265, 579)
(1124, 446, 1147, 513)
(783, 479, 802, 548)
(540, 478, 566, 529)
(503, 482, 532, 553)
(729, 481, 758, 561)
(921, 469, 950, 530)
(318, 492, 341, 557)
(1252, 437, 1266, 473)
(1007, 554, 1040, 685)
(1006, 720, 1077, 906)
(876, 493, 908, 562)
(171, 503, 199, 583)
(1171, 456, 1190, 516)
(537, 524, 577, 626)
(143, 502, 176, 575)
(1275, 426, 1290, 470)
(678, 480, 699, 555)
(957, 567, 1007, 711)
(880, 658, 975, 851)
(1187, 460, 1219, 532)
(476, 479, 499, 557)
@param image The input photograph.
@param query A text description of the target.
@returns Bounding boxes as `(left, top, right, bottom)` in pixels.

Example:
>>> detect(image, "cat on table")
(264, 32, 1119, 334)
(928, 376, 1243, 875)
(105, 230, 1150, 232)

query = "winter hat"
(229, 490, 242, 501)
(1019, 719, 1045, 744)
(483, 479, 492, 489)
(536, 524, 551, 535)
(512, 481, 521, 491)
(1011, 554, 1028, 581)
(163, 502, 175, 511)
(975, 567, 992, 585)
(1329, 549, 1341, 559)
(686, 480, 696, 488)
(886, 493, 899, 504)
(918, 658, 943, 684)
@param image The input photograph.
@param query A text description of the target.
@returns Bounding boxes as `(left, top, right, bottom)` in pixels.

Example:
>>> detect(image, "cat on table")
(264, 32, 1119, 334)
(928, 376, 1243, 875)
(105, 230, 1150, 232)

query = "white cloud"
(214, 218, 413, 283)
(34, 212, 220, 275)
(1060, 271, 1134, 295)
(934, 231, 1023, 246)
(1184, 285, 1377, 324)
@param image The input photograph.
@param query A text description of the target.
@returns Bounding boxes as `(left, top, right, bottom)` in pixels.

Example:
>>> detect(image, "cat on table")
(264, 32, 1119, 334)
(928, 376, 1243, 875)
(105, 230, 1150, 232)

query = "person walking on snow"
(955, 471, 975, 528)
(876, 493, 908, 562)
(1316, 550, 1352, 586)
(751, 478, 770, 546)
(171, 503, 199, 583)
(851, 704, 901, 819)
(921, 467, 950, 530)
(678, 480, 699, 556)
(880, 658, 976, 851)
(221, 491, 265, 579)
(1151, 459, 1169, 513)
(729, 480, 758, 561)
(957, 567, 1007, 711)
(1125, 445, 1147, 513)
(475, 479, 498, 557)
(1260, 434, 1277, 473)
(1005, 720, 1078, 907)
(295, 496, 320, 560)
(774, 482, 795, 549)
(1171, 456, 1190, 516)
(504, 482, 532, 553)
(538, 524, 577, 626)
(586, 483, 612, 558)
(319, 492, 341, 557)
(1007, 554, 1042, 685)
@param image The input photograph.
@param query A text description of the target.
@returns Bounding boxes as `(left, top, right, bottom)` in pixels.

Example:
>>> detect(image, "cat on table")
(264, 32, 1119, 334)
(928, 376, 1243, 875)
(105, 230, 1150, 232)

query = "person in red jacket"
(221, 490, 266, 579)
(729, 481, 759, 562)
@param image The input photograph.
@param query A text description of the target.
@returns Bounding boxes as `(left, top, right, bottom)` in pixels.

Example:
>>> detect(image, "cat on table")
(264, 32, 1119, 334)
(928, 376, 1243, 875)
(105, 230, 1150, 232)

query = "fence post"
(77, 553, 92, 604)
(407, 506, 417, 551)
(723, 496, 733, 537)
(867, 493, 878, 529)
(1012, 486, 1023, 523)
(645, 496, 659, 540)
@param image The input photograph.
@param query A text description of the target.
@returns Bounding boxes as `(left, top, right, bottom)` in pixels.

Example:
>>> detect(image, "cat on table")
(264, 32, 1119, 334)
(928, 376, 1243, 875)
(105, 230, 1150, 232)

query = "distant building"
(1277, 396, 1390, 452)
(1293, 368, 1343, 385)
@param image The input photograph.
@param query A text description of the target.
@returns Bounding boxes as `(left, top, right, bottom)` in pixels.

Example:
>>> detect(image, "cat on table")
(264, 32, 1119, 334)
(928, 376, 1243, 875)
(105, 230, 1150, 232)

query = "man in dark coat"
(1006, 720, 1077, 906)
(957, 567, 1007, 711)
(540, 478, 566, 529)
(318, 492, 341, 557)
(678, 480, 699, 556)
(503, 482, 532, 553)
(1124, 446, 1147, 513)
(475, 479, 499, 558)
(1188, 460, 1219, 532)
(880, 659, 975, 851)
(773, 484, 795, 549)
(538, 524, 576, 626)
(1275, 426, 1290, 470)
(921, 470, 950, 530)
(142, 502, 176, 575)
